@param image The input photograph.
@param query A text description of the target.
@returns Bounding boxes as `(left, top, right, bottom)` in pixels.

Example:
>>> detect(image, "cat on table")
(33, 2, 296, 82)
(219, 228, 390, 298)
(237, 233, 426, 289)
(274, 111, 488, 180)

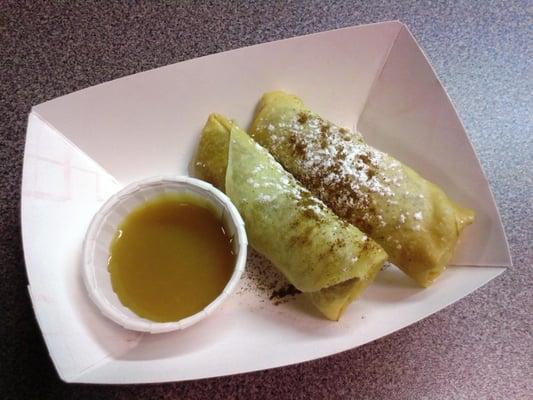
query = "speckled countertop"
(1, 1, 531, 399)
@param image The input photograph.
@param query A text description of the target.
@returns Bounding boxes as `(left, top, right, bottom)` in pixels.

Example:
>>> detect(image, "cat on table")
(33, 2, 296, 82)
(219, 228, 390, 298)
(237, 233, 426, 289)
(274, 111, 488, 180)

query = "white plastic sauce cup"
(83, 176, 248, 334)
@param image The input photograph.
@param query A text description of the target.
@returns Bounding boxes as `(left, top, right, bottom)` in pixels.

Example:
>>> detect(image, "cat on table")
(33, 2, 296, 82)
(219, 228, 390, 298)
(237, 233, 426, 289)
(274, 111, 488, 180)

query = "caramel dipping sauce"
(108, 193, 235, 322)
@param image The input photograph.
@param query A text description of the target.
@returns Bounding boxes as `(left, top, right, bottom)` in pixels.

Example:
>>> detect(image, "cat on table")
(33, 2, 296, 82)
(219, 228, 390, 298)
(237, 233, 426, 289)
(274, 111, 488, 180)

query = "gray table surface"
(1, 1, 531, 399)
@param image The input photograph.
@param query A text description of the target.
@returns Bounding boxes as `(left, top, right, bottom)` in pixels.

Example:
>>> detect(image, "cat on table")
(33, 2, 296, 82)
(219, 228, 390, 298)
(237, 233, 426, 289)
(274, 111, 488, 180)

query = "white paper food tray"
(21, 21, 511, 383)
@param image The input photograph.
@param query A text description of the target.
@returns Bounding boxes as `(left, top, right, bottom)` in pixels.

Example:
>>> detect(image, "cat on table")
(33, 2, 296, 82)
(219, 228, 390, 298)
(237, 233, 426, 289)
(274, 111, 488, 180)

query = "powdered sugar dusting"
(239, 131, 352, 230)
(257, 194, 273, 202)
(252, 110, 432, 249)
(254, 110, 416, 237)
(400, 214, 406, 224)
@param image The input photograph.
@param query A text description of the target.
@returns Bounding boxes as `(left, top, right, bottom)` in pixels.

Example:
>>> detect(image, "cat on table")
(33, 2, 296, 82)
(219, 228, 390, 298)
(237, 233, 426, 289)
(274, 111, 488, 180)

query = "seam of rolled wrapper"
(82, 175, 247, 334)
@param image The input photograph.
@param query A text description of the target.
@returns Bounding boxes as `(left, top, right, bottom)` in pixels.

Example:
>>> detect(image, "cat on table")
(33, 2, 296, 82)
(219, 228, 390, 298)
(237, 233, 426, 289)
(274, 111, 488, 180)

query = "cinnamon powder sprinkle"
(269, 284, 301, 301)
(257, 111, 427, 237)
